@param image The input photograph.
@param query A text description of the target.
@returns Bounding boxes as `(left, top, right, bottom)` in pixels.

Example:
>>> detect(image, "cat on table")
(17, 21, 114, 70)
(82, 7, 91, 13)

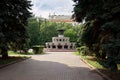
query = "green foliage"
(73, 0, 120, 71)
(27, 17, 82, 47)
(75, 51, 104, 69)
(64, 29, 77, 42)
(39, 21, 58, 45)
(27, 17, 41, 47)
(0, 51, 29, 65)
(0, 0, 32, 58)
(32, 45, 44, 54)
(76, 47, 81, 54)
(76, 46, 89, 56)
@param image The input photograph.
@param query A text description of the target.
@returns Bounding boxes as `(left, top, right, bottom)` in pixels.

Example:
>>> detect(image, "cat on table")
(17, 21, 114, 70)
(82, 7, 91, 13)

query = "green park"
(0, 0, 120, 80)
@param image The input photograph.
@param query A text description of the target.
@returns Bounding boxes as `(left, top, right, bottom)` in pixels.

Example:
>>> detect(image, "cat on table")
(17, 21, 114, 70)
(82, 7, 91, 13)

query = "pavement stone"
(0, 52, 104, 80)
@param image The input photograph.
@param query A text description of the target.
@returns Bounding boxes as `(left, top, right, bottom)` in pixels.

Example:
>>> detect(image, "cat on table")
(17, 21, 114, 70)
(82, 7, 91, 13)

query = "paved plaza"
(0, 52, 103, 80)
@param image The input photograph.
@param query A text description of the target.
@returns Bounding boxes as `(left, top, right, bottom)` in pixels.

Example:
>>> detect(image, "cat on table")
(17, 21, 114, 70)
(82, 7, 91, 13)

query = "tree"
(64, 29, 77, 42)
(27, 17, 41, 47)
(39, 21, 58, 45)
(27, 18, 80, 47)
(73, 0, 120, 71)
(0, 0, 32, 58)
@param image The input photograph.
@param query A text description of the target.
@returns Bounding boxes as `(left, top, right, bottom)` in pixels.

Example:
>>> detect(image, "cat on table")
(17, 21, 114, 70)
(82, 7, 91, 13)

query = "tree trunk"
(1, 47, 8, 59)
(109, 61, 118, 72)
(95, 49, 101, 58)
(101, 51, 106, 60)
(95, 52, 101, 58)
(94, 46, 101, 58)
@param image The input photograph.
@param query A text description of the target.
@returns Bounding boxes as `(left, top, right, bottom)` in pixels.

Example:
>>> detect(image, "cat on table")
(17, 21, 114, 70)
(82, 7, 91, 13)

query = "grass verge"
(75, 52, 120, 80)
(0, 51, 31, 66)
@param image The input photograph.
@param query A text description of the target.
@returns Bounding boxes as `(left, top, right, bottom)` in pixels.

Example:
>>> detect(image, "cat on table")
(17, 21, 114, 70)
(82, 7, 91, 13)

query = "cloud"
(30, 0, 74, 18)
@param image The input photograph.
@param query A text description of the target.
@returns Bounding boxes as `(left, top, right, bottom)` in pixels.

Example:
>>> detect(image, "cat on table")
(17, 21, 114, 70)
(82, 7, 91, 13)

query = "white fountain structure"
(45, 29, 76, 51)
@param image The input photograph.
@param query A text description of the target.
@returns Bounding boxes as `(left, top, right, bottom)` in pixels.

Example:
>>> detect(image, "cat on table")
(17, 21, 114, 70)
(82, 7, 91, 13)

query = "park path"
(0, 52, 103, 80)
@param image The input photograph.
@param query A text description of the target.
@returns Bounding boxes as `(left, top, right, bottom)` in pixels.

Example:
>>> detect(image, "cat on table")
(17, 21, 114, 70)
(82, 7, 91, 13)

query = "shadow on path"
(0, 58, 104, 80)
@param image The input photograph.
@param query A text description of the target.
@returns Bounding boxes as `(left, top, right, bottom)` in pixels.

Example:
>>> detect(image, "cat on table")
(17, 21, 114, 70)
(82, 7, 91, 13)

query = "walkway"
(0, 52, 103, 80)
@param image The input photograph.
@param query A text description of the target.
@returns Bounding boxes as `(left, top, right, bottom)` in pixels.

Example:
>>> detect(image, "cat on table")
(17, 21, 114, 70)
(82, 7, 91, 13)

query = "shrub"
(76, 47, 81, 54)
(76, 46, 89, 55)
(32, 45, 44, 54)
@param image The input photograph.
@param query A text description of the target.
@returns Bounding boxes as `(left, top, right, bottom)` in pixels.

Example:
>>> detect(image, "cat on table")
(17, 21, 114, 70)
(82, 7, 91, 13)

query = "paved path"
(0, 52, 103, 80)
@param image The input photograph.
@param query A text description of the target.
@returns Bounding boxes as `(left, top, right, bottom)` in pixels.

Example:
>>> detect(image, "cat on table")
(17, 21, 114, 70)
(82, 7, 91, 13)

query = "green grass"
(0, 56, 28, 65)
(83, 56, 104, 69)
(75, 52, 104, 69)
(8, 51, 34, 55)
(75, 52, 120, 80)
(75, 52, 120, 69)
(8, 51, 22, 56)
(0, 51, 30, 65)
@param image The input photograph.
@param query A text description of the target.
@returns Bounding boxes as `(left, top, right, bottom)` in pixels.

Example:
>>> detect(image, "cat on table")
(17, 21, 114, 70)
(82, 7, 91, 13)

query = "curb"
(0, 57, 31, 69)
(79, 56, 112, 80)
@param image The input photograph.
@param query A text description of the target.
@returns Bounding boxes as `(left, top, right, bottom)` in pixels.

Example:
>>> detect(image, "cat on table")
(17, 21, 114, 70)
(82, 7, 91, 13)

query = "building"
(45, 29, 76, 50)
(48, 14, 78, 26)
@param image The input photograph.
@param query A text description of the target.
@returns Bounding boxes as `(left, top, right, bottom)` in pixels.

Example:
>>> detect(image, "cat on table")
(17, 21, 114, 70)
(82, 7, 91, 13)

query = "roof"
(49, 20, 74, 22)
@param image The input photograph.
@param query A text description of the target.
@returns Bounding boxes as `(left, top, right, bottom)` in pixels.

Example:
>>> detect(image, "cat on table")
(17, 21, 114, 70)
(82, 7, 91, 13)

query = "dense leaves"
(73, 0, 120, 71)
(27, 17, 80, 48)
(64, 29, 77, 42)
(0, 0, 32, 58)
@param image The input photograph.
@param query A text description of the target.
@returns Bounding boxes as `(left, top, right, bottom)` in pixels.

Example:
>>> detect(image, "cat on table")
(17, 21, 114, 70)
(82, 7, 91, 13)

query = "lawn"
(0, 51, 30, 66)
(75, 52, 120, 80)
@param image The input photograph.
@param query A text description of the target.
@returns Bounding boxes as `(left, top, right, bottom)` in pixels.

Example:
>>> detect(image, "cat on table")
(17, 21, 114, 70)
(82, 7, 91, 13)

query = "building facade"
(48, 14, 79, 26)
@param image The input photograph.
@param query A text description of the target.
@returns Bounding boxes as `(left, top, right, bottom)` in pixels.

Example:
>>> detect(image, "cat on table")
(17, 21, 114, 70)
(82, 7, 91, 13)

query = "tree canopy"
(0, 0, 32, 58)
(27, 17, 80, 48)
(73, 0, 120, 71)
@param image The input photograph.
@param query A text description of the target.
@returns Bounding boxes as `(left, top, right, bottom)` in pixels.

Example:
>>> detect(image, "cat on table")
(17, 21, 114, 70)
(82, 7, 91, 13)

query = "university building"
(48, 13, 78, 26)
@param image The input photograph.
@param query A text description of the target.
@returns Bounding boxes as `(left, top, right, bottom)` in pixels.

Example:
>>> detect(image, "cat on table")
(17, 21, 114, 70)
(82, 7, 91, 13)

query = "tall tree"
(27, 18, 80, 47)
(39, 21, 58, 45)
(0, 0, 32, 58)
(64, 29, 77, 42)
(27, 17, 41, 47)
(73, 0, 120, 71)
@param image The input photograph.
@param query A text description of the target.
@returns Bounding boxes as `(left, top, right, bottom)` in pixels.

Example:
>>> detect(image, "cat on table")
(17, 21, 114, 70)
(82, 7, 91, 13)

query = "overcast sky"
(30, 0, 74, 18)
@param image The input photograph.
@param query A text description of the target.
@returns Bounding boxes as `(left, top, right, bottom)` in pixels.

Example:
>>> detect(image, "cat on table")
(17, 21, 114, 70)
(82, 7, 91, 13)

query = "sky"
(30, 0, 74, 18)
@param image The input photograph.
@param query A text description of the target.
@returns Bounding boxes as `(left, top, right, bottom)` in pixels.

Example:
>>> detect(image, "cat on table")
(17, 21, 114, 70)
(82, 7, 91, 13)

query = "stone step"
(44, 48, 76, 52)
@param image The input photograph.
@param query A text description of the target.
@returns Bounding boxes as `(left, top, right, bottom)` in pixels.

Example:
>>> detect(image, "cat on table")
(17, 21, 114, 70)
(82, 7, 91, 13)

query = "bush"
(76, 46, 89, 55)
(76, 47, 81, 54)
(32, 45, 44, 54)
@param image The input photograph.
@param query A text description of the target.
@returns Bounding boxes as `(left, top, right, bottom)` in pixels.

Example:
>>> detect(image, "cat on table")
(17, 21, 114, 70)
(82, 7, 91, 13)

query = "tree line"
(0, 0, 31, 58)
(73, 0, 120, 71)
(0, 0, 119, 72)
(0, 0, 81, 58)
(26, 17, 80, 48)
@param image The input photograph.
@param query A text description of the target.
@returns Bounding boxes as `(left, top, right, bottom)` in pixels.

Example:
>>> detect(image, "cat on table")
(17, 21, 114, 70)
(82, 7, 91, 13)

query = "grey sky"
(30, 0, 74, 18)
